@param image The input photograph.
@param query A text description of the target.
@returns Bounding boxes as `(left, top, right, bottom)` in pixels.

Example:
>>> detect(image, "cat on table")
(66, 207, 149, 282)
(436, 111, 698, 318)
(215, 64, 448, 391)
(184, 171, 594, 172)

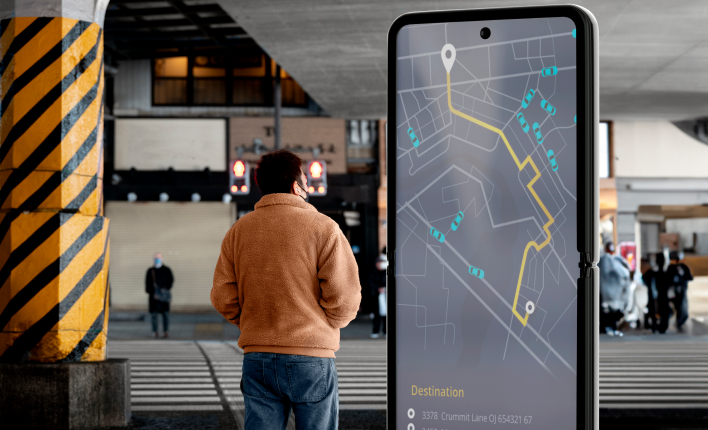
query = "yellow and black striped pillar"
(0, 16, 109, 363)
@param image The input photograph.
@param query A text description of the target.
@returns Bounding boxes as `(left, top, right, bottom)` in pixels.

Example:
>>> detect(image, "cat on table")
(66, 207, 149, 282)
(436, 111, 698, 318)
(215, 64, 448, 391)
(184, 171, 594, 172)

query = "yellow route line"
(446, 73, 554, 326)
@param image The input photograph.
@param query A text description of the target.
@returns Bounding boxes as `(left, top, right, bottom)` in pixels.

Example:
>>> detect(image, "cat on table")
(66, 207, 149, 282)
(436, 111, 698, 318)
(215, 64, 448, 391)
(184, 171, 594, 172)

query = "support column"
(0, 0, 110, 364)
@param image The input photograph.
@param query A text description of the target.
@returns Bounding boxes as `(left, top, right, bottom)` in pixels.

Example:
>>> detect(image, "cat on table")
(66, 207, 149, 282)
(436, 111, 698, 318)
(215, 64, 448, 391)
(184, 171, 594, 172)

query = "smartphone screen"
(393, 15, 581, 430)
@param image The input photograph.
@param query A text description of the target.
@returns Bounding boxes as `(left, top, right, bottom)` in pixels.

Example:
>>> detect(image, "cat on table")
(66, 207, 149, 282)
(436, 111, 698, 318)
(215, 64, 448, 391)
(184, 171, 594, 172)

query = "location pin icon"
(441, 44, 456, 73)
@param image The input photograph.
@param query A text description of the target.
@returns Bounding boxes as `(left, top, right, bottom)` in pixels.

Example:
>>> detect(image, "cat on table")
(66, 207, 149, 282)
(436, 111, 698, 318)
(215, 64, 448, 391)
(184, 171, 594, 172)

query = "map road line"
(404, 201, 575, 375)
(446, 72, 555, 327)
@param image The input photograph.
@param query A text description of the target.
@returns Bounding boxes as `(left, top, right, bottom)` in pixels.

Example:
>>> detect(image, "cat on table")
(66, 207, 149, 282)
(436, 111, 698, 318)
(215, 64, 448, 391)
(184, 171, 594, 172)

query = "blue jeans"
(150, 311, 169, 333)
(240, 352, 338, 430)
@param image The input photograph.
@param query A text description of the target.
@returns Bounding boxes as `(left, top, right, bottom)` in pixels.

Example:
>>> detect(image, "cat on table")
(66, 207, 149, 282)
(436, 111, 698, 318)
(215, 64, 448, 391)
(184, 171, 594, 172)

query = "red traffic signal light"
(306, 160, 327, 196)
(233, 160, 246, 177)
(229, 160, 250, 195)
(310, 161, 323, 178)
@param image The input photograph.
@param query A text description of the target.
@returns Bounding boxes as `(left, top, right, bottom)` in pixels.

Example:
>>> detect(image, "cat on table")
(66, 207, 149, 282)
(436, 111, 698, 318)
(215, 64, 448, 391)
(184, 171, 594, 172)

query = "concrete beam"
(0, 0, 109, 27)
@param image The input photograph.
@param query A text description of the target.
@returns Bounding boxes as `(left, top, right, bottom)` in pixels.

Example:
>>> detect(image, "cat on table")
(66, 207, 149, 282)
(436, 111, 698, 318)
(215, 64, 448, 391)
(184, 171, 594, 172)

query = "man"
(642, 252, 670, 333)
(145, 252, 173, 338)
(667, 251, 693, 332)
(212, 149, 361, 429)
(599, 241, 630, 336)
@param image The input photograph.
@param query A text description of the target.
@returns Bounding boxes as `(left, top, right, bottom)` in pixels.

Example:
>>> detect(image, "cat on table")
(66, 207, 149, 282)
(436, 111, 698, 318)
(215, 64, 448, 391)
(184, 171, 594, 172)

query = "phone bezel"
(386, 5, 597, 430)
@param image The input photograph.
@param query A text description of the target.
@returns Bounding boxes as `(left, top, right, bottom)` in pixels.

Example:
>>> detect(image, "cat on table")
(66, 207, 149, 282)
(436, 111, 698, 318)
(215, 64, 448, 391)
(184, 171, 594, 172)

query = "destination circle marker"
(525, 301, 535, 314)
(441, 43, 456, 73)
(408, 424, 415, 430)
(408, 408, 415, 419)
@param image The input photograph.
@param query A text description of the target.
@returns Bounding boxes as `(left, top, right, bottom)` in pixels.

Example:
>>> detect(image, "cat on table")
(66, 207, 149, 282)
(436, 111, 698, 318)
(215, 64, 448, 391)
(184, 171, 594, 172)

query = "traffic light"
(229, 160, 250, 195)
(306, 160, 327, 196)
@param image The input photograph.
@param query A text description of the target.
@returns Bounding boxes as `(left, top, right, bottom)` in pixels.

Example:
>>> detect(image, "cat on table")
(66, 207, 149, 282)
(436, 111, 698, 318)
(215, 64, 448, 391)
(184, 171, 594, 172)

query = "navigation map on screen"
(395, 17, 578, 429)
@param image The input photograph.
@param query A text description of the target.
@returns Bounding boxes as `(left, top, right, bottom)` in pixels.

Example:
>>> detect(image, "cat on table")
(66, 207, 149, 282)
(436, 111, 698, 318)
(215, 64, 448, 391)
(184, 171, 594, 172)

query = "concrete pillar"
(0, 0, 110, 363)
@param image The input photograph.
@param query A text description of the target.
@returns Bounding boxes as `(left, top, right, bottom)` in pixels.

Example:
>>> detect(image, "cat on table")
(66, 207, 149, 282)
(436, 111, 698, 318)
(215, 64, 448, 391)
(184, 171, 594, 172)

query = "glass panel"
(599, 121, 610, 178)
(232, 79, 267, 105)
(193, 79, 226, 105)
(194, 67, 226, 78)
(153, 78, 187, 104)
(233, 54, 266, 77)
(281, 79, 307, 106)
(154, 57, 188, 78)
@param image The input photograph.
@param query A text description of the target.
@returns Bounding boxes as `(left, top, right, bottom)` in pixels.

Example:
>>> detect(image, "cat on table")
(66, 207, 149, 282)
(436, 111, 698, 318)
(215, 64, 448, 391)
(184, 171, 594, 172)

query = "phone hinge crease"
(578, 252, 593, 278)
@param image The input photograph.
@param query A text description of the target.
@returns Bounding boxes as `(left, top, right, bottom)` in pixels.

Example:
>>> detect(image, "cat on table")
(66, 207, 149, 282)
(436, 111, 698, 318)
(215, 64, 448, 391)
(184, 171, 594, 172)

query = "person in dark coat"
(642, 252, 670, 333)
(667, 251, 693, 332)
(146, 252, 174, 338)
(369, 252, 387, 338)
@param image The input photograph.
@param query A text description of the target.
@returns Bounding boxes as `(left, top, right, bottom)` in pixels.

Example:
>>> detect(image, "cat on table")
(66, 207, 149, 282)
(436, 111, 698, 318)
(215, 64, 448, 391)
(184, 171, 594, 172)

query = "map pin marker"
(441, 44, 456, 73)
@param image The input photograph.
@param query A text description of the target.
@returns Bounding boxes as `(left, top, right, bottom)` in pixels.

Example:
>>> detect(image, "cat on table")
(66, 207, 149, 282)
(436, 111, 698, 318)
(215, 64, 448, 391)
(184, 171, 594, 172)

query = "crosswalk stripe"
(131, 378, 214, 383)
(131, 371, 211, 377)
(131, 397, 222, 403)
(131, 405, 224, 412)
(132, 384, 216, 389)
(109, 339, 388, 420)
(132, 390, 219, 396)
(600, 340, 708, 409)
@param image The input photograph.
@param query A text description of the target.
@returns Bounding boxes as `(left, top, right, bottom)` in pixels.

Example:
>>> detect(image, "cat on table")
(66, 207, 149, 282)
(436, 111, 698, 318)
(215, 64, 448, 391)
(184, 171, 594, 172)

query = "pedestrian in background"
(146, 252, 173, 338)
(599, 241, 630, 336)
(667, 251, 693, 332)
(370, 251, 387, 338)
(643, 252, 670, 333)
(211, 149, 361, 430)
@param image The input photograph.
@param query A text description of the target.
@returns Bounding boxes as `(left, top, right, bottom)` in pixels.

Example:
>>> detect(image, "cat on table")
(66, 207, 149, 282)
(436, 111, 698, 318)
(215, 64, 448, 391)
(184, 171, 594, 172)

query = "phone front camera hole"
(480, 27, 491, 39)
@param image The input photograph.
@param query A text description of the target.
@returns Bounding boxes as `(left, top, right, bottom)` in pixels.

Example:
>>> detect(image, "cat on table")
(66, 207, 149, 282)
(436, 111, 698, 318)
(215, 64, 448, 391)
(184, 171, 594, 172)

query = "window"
(599, 121, 611, 178)
(153, 53, 309, 108)
(154, 57, 188, 104)
(193, 55, 226, 105)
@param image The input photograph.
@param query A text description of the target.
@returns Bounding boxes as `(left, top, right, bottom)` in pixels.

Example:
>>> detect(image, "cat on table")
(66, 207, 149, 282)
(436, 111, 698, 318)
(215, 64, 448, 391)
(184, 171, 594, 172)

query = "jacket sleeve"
(145, 269, 152, 294)
(684, 264, 694, 281)
(211, 228, 241, 327)
(317, 227, 362, 328)
(166, 267, 174, 289)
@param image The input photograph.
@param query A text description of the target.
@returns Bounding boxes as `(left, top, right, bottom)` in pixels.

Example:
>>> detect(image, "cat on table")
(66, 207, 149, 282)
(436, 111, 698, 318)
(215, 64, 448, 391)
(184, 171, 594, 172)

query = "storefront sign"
(229, 117, 346, 174)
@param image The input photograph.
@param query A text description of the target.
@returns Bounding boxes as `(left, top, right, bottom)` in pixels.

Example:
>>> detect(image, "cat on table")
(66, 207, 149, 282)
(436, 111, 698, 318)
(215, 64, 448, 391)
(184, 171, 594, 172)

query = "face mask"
(296, 183, 308, 202)
(154, 258, 162, 266)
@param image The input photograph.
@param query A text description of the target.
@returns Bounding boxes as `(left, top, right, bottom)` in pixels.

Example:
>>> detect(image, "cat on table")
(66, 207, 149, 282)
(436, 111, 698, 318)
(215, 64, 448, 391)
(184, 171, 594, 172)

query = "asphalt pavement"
(106, 311, 708, 430)
(106, 312, 386, 429)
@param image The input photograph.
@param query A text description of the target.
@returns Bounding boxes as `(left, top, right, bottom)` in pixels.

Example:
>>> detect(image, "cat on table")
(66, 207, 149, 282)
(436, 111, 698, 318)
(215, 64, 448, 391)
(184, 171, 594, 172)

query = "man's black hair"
(254, 149, 304, 196)
(655, 252, 665, 269)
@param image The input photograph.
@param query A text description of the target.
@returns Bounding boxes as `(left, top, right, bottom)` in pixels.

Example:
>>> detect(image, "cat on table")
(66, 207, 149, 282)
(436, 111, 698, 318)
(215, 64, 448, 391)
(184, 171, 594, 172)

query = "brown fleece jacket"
(211, 193, 361, 358)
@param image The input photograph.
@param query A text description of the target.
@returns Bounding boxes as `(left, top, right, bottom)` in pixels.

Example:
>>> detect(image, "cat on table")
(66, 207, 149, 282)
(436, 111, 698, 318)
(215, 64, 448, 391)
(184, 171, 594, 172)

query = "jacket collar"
(255, 193, 317, 212)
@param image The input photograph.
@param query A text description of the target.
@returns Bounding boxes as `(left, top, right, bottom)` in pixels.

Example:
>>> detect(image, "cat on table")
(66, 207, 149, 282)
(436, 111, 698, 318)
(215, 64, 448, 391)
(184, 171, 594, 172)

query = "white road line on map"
(398, 67, 576, 94)
(405, 201, 576, 374)
(423, 242, 552, 374)
(452, 90, 516, 114)
(398, 32, 573, 60)
(546, 296, 578, 346)
(397, 150, 576, 287)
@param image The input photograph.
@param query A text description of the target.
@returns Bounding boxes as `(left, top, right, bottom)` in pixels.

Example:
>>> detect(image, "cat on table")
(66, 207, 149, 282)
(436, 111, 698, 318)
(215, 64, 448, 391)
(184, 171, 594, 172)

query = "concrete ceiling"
(217, 0, 708, 121)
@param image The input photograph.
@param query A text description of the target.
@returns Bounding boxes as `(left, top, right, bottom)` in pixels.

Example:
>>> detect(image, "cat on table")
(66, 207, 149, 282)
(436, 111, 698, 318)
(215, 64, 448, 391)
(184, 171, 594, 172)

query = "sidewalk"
(108, 310, 381, 341)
